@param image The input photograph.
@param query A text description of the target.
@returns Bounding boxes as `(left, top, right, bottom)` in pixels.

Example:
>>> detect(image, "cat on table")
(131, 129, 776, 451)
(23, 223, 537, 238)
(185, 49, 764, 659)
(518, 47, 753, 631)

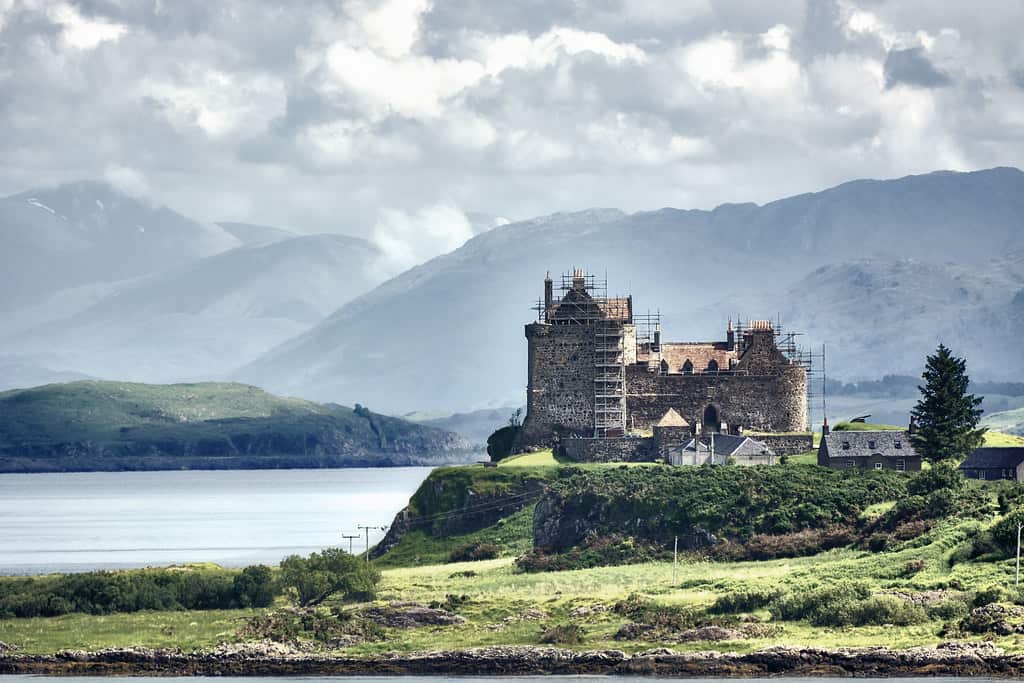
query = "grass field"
(4, 514, 1020, 656)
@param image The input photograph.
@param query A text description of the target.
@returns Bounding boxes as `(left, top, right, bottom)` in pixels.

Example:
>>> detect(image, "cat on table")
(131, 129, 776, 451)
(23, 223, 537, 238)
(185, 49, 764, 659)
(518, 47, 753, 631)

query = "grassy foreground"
(2, 514, 1022, 656)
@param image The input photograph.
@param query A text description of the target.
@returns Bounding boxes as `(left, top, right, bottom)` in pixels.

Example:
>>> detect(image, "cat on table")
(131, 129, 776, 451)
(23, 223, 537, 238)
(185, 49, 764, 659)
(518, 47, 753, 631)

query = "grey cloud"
(1, 0, 1022, 238)
(884, 47, 952, 89)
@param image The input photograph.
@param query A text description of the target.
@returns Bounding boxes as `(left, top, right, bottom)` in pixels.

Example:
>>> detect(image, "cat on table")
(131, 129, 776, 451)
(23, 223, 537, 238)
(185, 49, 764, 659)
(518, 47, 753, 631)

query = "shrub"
(539, 623, 585, 645)
(709, 587, 781, 614)
(0, 565, 281, 618)
(709, 525, 855, 561)
(232, 565, 276, 608)
(279, 548, 380, 607)
(449, 540, 500, 562)
(991, 510, 1024, 556)
(515, 535, 662, 573)
(487, 425, 520, 462)
(901, 559, 927, 577)
(907, 464, 965, 496)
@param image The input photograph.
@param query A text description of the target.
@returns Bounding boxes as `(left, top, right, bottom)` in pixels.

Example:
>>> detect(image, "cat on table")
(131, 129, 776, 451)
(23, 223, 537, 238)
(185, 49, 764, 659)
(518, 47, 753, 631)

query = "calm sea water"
(0, 468, 433, 575)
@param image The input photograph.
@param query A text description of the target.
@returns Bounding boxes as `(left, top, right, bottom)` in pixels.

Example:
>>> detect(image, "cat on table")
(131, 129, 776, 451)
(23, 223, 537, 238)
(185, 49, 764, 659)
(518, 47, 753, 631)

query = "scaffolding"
(775, 328, 824, 433)
(594, 317, 626, 437)
(633, 310, 662, 369)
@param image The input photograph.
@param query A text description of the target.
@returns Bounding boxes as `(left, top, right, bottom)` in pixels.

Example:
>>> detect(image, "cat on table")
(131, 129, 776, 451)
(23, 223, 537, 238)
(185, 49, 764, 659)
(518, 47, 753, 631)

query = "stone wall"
(625, 364, 807, 433)
(518, 323, 599, 446)
(753, 433, 814, 456)
(560, 436, 653, 463)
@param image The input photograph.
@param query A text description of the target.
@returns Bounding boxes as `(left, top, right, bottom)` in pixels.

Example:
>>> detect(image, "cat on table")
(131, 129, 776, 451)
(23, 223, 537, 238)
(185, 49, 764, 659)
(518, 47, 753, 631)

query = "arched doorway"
(682, 359, 693, 374)
(706, 359, 719, 373)
(703, 405, 720, 433)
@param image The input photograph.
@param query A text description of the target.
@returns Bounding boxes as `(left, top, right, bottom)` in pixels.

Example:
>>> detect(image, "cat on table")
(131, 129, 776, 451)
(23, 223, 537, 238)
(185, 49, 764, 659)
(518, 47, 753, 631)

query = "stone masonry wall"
(754, 433, 815, 456)
(625, 364, 807, 433)
(518, 323, 598, 446)
(560, 436, 654, 463)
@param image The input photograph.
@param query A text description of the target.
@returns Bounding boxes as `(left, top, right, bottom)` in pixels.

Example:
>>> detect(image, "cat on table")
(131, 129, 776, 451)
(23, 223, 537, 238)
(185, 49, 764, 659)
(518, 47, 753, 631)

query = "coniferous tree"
(910, 344, 986, 464)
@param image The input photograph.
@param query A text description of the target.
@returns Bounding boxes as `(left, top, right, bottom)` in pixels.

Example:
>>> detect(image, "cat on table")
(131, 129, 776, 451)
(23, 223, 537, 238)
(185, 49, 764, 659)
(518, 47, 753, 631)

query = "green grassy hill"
(0, 381, 474, 473)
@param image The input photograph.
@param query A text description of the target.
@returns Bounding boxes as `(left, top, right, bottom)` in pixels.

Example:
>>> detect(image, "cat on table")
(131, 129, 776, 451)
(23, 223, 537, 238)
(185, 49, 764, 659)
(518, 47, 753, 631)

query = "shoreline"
(3, 643, 1023, 677)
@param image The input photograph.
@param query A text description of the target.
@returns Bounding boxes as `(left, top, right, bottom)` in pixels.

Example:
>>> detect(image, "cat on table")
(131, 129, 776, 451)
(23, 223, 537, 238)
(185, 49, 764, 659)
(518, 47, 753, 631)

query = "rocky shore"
(2, 641, 1023, 677)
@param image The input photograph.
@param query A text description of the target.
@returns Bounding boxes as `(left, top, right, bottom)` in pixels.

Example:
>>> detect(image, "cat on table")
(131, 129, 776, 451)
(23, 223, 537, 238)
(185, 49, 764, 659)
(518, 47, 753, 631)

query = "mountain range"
(2, 169, 1024, 423)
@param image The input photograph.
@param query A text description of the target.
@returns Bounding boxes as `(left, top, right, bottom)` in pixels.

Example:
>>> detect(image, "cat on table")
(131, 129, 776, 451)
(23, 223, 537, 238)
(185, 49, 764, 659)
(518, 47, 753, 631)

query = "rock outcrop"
(3, 642, 1022, 677)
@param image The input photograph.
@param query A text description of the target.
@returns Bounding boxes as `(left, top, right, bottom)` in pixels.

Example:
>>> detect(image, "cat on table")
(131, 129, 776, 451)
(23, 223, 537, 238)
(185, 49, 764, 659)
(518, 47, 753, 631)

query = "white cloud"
(372, 202, 475, 275)
(48, 3, 127, 49)
(104, 166, 151, 198)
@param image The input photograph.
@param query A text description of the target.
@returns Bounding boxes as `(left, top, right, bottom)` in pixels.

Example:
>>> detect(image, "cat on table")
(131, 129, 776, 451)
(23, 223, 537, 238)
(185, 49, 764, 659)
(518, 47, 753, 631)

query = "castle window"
(682, 360, 693, 374)
(706, 359, 719, 373)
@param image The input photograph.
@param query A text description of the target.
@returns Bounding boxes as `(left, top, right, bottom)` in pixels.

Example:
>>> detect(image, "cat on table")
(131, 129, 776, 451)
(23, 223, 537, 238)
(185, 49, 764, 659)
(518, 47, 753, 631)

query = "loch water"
(0, 467, 433, 575)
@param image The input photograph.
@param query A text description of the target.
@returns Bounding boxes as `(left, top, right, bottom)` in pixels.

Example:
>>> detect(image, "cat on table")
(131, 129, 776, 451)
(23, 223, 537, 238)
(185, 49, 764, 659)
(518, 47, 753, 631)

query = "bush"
(487, 425, 520, 462)
(232, 565, 276, 608)
(907, 464, 965, 496)
(516, 535, 662, 573)
(709, 526, 855, 561)
(279, 548, 380, 607)
(449, 540, 500, 562)
(0, 565, 281, 618)
(709, 587, 781, 614)
(771, 583, 929, 627)
(991, 510, 1024, 556)
(539, 623, 585, 645)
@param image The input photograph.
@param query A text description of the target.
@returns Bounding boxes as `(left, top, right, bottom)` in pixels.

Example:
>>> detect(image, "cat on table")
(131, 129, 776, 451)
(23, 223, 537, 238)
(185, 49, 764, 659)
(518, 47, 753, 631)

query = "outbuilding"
(959, 447, 1024, 482)
(817, 430, 920, 472)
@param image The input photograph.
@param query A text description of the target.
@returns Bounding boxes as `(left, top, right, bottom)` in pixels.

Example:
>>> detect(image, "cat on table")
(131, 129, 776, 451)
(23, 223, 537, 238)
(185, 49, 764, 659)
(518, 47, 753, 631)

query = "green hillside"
(0, 381, 473, 473)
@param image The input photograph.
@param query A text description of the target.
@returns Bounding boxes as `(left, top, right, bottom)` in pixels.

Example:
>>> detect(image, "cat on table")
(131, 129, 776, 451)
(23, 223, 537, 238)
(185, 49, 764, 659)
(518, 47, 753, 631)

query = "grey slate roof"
(683, 434, 773, 457)
(820, 430, 916, 459)
(960, 447, 1024, 470)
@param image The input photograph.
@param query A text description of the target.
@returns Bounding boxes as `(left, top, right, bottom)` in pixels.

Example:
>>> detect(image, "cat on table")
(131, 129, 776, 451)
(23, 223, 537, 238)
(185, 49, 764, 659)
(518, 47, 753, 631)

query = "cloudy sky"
(2, 0, 1023, 266)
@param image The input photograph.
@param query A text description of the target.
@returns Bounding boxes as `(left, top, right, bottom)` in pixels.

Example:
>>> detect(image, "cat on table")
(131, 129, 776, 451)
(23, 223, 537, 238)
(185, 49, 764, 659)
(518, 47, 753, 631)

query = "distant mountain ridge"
(0, 181, 239, 310)
(236, 167, 1024, 414)
(0, 380, 474, 473)
(1, 234, 386, 384)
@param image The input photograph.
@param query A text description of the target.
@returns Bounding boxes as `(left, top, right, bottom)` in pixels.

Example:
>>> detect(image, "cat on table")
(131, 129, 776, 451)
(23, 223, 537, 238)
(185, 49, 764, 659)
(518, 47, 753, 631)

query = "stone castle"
(517, 269, 809, 460)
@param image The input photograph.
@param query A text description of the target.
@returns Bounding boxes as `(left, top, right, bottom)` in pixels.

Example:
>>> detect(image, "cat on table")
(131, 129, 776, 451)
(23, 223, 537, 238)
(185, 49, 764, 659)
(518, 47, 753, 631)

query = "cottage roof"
(656, 408, 689, 428)
(820, 430, 915, 459)
(960, 447, 1024, 470)
(683, 434, 773, 457)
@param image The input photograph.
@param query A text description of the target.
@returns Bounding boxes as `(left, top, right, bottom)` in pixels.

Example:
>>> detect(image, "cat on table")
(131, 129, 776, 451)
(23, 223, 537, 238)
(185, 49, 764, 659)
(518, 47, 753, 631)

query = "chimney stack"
(653, 321, 661, 351)
(543, 271, 553, 319)
(726, 319, 735, 350)
(908, 415, 916, 435)
(822, 417, 830, 436)
(572, 268, 586, 291)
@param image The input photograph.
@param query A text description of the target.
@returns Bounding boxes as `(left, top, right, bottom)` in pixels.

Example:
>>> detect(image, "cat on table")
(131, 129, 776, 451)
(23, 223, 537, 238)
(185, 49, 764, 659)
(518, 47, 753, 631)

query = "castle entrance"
(703, 405, 720, 433)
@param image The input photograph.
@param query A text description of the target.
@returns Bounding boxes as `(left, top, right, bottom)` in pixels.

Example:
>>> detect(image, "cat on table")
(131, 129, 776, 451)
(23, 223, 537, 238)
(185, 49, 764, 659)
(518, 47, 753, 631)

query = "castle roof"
(960, 447, 1024, 470)
(655, 408, 689, 428)
(819, 431, 916, 459)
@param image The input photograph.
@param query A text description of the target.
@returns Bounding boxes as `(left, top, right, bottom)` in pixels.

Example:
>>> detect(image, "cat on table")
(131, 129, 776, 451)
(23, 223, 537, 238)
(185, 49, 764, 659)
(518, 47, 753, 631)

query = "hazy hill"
(217, 221, 297, 245)
(0, 381, 473, 473)
(238, 168, 1024, 414)
(0, 181, 238, 311)
(1, 235, 386, 383)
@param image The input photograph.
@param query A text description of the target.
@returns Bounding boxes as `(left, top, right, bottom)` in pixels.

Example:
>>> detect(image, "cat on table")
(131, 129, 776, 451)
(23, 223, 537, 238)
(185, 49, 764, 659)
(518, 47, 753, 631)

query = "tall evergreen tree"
(910, 344, 986, 464)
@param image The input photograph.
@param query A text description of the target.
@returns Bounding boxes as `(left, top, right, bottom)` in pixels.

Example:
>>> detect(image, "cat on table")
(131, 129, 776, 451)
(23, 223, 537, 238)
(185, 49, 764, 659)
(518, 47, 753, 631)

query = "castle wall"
(625, 365, 807, 433)
(518, 323, 598, 445)
(560, 436, 653, 463)
(754, 433, 814, 456)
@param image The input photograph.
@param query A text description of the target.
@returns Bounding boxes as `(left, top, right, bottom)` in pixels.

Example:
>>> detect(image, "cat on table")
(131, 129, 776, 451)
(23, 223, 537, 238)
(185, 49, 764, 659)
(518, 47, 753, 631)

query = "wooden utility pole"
(672, 536, 678, 586)
(1016, 522, 1022, 588)
(357, 525, 388, 562)
(342, 534, 359, 555)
